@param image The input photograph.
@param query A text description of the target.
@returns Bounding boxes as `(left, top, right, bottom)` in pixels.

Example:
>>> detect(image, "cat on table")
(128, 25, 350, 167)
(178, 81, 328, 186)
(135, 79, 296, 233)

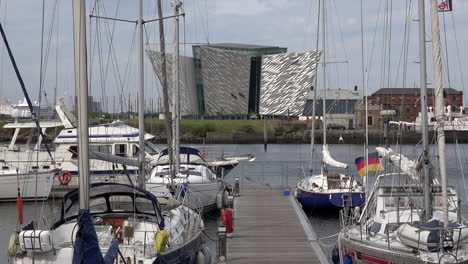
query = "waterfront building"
(368, 88, 463, 122)
(147, 43, 321, 118)
(303, 87, 361, 129)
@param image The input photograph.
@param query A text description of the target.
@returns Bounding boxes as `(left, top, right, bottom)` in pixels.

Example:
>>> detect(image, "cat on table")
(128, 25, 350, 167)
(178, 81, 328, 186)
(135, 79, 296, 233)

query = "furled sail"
(376, 147, 420, 182)
(322, 144, 348, 169)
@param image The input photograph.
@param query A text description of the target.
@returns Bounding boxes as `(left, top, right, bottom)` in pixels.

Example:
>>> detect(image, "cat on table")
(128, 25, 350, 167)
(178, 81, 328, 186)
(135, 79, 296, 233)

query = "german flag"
(355, 152, 383, 177)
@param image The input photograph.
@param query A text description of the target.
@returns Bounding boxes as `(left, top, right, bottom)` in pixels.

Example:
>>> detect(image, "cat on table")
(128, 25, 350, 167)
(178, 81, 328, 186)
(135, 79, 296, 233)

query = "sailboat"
(338, 1, 468, 263)
(295, 0, 365, 210)
(146, 0, 230, 213)
(10, 0, 208, 263)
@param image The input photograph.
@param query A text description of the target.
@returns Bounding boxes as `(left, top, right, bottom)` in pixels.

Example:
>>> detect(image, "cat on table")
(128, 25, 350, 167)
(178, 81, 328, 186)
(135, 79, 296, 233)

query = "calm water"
(2, 143, 468, 261)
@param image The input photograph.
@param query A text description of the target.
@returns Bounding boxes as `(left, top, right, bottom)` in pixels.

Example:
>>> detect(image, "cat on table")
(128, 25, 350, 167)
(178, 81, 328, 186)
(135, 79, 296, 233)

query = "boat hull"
(147, 181, 223, 213)
(339, 235, 468, 264)
(0, 171, 54, 202)
(296, 189, 365, 210)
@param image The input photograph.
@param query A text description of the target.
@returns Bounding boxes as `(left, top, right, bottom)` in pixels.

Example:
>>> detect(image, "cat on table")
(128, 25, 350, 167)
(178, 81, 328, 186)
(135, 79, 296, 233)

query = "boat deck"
(226, 188, 328, 263)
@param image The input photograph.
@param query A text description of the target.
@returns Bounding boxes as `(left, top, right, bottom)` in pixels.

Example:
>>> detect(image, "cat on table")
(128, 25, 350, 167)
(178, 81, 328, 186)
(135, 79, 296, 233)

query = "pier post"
(217, 225, 227, 262)
(234, 177, 240, 197)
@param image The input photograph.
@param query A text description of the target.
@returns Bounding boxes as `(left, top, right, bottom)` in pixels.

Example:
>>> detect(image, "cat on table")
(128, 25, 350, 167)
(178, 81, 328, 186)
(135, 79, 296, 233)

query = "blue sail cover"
(72, 209, 119, 264)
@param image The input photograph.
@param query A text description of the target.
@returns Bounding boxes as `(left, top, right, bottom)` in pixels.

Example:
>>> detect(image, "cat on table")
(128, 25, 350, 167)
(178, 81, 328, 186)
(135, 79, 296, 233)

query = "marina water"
(1, 143, 468, 261)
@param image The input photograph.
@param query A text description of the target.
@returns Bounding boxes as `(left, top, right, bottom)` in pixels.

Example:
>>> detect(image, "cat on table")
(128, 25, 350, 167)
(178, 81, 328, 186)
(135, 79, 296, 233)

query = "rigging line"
(35, 0, 48, 229)
(393, 0, 409, 88)
(441, 12, 451, 89)
(328, 0, 340, 90)
(449, 11, 466, 106)
(97, 0, 132, 111)
(0, 18, 54, 162)
(0, 0, 7, 97)
(387, 0, 393, 90)
(204, 0, 209, 43)
(366, 0, 383, 91)
(379, 0, 388, 90)
(40, 0, 60, 92)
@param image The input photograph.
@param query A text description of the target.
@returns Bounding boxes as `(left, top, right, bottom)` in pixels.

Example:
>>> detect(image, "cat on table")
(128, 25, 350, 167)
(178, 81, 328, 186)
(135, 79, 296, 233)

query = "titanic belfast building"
(147, 43, 320, 117)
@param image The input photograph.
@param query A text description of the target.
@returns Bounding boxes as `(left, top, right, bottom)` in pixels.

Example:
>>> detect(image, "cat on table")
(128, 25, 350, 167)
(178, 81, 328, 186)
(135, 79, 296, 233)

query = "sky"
(0, 0, 467, 111)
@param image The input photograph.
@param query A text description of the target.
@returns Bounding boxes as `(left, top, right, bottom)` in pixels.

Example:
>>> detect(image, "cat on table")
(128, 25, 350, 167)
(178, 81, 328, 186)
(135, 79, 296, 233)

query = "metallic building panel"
(146, 50, 198, 116)
(201, 47, 251, 116)
(259, 50, 321, 116)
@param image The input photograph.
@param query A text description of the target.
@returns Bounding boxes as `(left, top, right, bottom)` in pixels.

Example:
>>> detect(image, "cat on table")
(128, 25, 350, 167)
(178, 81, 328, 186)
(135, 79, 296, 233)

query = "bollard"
(234, 177, 240, 197)
(217, 225, 227, 262)
(227, 195, 234, 208)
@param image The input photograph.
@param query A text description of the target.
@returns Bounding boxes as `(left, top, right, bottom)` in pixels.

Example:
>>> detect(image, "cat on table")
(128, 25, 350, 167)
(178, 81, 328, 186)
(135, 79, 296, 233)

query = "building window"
(368, 116, 373, 126)
(392, 97, 395, 101)
(406, 97, 410, 101)
(399, 96, 402, 101)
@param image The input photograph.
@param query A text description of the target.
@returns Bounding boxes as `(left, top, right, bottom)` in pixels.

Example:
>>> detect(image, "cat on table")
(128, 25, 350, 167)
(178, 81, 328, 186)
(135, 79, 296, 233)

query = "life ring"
(58, 170, 72, 185)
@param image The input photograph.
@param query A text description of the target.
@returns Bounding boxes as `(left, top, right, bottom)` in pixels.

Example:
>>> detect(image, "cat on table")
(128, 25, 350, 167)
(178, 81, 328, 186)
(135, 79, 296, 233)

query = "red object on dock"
(16, 197, 23, 224)
(221, 208, 233, 233)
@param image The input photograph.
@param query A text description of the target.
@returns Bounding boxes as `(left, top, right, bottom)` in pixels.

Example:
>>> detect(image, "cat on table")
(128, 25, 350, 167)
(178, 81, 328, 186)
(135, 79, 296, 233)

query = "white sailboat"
(295, 0, 364, 210)
(338, 1, 468, 263)
(146, 0, 230, 213)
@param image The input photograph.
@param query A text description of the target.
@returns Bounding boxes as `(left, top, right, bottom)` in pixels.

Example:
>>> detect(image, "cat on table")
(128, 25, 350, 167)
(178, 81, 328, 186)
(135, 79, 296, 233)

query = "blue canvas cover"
(72, 209, 119, 264)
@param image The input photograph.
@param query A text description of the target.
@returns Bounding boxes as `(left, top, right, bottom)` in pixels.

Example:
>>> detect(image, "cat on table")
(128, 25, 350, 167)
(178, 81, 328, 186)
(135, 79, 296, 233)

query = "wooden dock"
(226, 188, 329, 263)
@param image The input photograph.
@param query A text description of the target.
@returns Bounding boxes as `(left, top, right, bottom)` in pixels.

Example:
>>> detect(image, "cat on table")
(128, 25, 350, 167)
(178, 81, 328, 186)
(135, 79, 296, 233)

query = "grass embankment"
(124, 119, 282, 137)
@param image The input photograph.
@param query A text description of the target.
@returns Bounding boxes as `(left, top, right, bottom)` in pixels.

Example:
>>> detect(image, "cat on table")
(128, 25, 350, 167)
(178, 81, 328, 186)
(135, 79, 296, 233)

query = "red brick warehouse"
(367, 88, 463, 122)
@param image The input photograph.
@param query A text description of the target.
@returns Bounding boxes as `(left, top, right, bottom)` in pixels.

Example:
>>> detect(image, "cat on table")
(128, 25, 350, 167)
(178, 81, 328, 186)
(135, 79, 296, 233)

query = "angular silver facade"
(146, 50, 199, 116)
(201, 47, 251, 116)
(259, 50, 321, 116)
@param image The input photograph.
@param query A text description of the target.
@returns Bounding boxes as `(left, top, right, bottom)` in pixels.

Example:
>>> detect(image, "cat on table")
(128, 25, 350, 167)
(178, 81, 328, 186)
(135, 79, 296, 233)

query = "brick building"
(368, 88, 463, 121)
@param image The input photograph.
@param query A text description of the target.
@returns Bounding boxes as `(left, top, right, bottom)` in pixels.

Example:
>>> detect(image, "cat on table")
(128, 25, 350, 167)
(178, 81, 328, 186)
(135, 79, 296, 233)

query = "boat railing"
(230, 161, 306, 189)
(415, 224, 468, 260)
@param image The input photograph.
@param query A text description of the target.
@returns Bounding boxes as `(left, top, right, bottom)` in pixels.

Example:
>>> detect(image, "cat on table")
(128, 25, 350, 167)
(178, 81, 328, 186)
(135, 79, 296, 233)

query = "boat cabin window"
(89, 197, 108, 214)
(135, 197, 155, 214)
(90, 145, 112, 155)
(115, 144, 127, 157)
(69, 146, 78, 159)
(133, 145, 139, 157)
(109, 195, 134, 212)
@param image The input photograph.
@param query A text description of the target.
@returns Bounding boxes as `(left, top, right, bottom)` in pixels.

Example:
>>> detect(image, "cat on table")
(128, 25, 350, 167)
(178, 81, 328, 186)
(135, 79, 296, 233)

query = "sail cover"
(376, 147, 420, 182)
(322, 145, 348, 169)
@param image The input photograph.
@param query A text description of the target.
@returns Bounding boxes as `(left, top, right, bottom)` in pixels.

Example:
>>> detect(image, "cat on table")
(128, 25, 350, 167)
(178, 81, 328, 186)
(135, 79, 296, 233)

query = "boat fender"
(222, 189, 229, 208)
(16, 197, 23, 224)
(202, 244, 211, 264)
(153, 230, 170, 253)
(196, 250, 205, 264)
(58, 170, 72, 185)
(221, 208, 233, 233)
(216, 191, 223, 210)
(8, 232, 18, 257)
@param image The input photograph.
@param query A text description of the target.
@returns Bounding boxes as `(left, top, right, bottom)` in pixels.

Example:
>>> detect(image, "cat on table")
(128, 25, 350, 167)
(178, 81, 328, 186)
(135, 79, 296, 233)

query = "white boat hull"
(0, 171, 54, 201)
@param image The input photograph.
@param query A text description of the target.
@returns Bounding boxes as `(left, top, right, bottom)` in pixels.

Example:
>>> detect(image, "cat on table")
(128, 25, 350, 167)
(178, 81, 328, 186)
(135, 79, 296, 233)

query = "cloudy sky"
(0, 0, 467, 110)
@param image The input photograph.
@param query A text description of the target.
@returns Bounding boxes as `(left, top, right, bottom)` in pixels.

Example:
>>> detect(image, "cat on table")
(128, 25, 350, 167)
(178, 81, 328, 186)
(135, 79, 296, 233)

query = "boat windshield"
(51, 183, 164, 230)
(145, 141, 160, 155)
(157, 147, 205, 165)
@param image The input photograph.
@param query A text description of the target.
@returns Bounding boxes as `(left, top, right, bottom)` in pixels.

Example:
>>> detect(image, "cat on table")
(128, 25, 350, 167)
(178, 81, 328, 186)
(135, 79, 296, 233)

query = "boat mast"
(429, 0, 448, 228)
(309, 0, 321, 174)
(157, 0, 176, 183)
(172, 0, 182, 174)
(418, 0, 432, 222)
(321, 0, 327, 174)
(74, 0, 90, 209)
(137, 0, 146, 189)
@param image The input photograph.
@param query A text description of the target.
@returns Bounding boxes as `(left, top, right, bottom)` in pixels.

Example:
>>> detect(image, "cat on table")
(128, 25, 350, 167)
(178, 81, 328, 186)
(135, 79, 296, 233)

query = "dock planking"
(226, 188, 329, 264)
